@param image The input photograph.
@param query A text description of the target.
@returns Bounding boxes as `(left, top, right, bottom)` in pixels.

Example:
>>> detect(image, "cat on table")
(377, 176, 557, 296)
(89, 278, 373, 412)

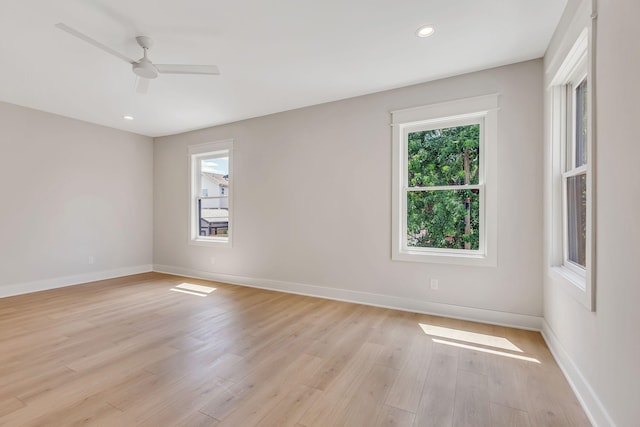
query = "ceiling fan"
(55, 23, 220, 93)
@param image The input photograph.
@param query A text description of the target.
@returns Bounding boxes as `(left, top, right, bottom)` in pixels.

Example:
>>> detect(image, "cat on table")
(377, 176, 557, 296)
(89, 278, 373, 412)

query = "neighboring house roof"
(201, 208, 229, 222)
(202, 172, 229, 188)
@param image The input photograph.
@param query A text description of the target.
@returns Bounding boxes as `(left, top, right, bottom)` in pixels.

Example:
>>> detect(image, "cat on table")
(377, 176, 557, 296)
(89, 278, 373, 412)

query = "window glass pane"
(407, 124, 480, 187)
(199, 155, 229, 237)
(200, 157, 229, 177)
(566, 173, 586, 267)
(575, 79, 588, 167)
(199, 206, 229, 237)
(407, 189, 480, 250)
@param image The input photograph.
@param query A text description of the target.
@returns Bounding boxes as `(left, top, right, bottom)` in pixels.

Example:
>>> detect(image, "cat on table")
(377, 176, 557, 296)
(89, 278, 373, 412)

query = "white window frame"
(188, 139, 233, 247)
(391, 94, 498, 266)
(549, 28, 595, 311)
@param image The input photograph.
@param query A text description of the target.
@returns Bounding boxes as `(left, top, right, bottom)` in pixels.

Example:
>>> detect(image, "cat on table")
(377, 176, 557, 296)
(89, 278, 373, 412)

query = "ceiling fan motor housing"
(133, 58, 158, 79)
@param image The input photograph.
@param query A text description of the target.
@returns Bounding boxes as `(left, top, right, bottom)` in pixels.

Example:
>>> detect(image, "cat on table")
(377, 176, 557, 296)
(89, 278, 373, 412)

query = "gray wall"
(0, 102, 154, 295)
(154, 59, 544, 325)
(543, 0, 640, 425)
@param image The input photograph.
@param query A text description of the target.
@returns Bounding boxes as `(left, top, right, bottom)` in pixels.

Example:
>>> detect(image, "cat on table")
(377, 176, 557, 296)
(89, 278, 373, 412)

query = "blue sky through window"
(202, 157, 228, 175)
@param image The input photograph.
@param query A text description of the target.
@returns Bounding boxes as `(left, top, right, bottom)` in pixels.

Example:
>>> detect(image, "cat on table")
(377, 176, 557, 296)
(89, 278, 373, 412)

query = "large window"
(189, 139, 233, 246)
(549, 28, 594, 310)
(392, 95, 498, 265)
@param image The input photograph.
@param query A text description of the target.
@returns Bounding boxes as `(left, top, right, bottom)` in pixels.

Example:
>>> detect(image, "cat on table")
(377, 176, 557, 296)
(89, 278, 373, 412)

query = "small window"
(188, 140, 233, 246)
(392, 95, 498, 266)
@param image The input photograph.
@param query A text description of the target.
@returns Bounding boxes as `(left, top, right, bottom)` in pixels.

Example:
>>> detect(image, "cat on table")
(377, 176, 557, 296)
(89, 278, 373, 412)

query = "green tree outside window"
(407, 124, 480, 250)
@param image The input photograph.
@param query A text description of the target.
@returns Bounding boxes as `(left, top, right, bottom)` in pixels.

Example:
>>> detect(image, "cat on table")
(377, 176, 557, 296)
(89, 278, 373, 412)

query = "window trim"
(188, 139, 233, 247)
(391, 94, 498, 266)
(549, 27, 595, 310)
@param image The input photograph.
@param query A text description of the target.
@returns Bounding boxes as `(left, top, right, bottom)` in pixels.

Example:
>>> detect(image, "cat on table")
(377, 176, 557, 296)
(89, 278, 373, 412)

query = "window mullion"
(407, 184, 483, 192)
(562, 165, 587, 179)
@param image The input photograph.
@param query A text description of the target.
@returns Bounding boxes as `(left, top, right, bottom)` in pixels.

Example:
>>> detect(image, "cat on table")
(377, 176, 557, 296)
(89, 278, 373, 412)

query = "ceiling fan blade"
(136, 77, 150, 94)
(155, 64, 220, 75)
(55, 23, 136, 64)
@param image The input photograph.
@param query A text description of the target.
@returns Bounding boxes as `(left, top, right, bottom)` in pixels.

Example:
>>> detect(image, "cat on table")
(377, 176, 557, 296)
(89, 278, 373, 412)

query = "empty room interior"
(0, 0, 638, 426)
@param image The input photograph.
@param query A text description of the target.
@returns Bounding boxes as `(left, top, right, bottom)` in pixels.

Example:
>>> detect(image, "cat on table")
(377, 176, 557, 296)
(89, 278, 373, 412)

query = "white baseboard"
(0, 264, 153, 299)
(153, 264, 543, 331)
(541, 320, 616, 427)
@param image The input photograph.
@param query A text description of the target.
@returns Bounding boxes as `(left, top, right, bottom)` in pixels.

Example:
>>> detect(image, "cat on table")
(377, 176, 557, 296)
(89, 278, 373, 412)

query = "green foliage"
(406, 125, 480, 250)
(408, 124, 479, 186)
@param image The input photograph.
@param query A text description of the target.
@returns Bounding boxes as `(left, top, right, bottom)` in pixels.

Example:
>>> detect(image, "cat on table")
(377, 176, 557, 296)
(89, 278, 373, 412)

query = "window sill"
(189, 238, 231, 248)
(393, 249, 496, 267)
(549, 265, 594, 311)
(551, 265, 586, 291)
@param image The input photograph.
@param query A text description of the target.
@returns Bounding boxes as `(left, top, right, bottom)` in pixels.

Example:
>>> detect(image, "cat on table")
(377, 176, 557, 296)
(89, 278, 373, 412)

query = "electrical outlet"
(210, 257, 216, 265)
(88, 256, 95, 265)
(430, 278, 439, 290)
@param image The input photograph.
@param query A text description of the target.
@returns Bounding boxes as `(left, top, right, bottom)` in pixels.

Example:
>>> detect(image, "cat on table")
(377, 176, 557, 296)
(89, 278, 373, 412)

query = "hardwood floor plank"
(254, 385, 322, 427)
(374, 405, 416, 427)
(132, 375, 232, 426)
(0, 363, 77, 404)
(452, 370, 491, 427)
(372, 311, 420, 370)
(0, 394, 123, 427)
(491, 402, 531, 427)
(175, 411, 220, 427)
(458, 346, 489, 376)
(302, 314, 377, 390)
(340, 363, 399, 427)
(0, 397, 25, 418)
(215, 383, 319, 427)
(413, 353, 458, 427)
(186, 377, 238, 422)
(385, 332, 433, 412)
(298, 342, 386, 426)
(522, 362, 574, 426)
(487, 355, 529, 412)
(204, 352, 324, 425)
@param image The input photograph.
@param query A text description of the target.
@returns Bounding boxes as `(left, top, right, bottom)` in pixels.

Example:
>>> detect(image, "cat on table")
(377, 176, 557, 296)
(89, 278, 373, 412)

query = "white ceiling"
(0, 0, 566, 137)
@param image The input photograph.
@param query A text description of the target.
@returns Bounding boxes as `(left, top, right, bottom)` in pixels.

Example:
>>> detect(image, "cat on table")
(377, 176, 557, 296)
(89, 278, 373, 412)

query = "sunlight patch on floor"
(170, 288, 207, 297)
(431, 338, 540, 364)
(176, 283, 216, 294)
(419, 323, 522, 352)
(169, 282, 217, 297)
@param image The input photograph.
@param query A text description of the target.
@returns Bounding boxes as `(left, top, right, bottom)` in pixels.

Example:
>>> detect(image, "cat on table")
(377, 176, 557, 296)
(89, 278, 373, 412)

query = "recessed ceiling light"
(416, 25, 435, 38)
(123, 115, 134, 121)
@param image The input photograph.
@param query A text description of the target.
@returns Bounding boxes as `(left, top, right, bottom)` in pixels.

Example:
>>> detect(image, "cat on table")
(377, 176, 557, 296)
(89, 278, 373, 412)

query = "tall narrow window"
(549, 28, 594, 310)
(392, 95, 498, 266)
(564, 78, 588, 269)
(189, 140, 233, 246)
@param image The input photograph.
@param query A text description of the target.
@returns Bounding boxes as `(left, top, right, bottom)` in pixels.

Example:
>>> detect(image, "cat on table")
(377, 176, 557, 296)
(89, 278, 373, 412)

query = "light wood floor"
(0, 273, 590, 427)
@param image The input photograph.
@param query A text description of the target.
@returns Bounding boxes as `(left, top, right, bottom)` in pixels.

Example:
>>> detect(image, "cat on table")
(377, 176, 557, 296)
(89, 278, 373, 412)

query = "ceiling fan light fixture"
(416, 25, 435, 38)
(133, 60, 158, 79)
